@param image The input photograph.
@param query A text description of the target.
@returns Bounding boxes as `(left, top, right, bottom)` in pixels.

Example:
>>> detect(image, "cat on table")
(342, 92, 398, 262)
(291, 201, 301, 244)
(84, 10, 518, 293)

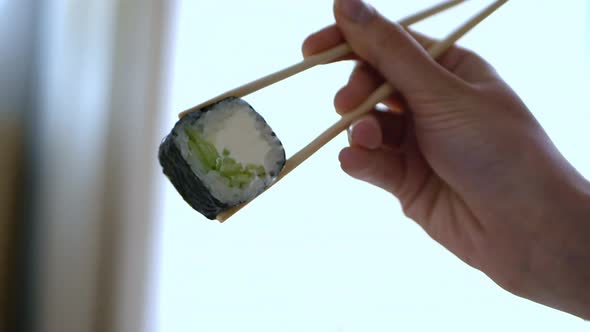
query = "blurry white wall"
(152, 1, 590, 332)
(30, 0, 173, 331)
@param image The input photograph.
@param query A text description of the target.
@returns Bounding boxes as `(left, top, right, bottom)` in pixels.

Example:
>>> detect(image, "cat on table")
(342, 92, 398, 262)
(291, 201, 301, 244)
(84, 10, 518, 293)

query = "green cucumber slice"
(184, 128, 267, 188)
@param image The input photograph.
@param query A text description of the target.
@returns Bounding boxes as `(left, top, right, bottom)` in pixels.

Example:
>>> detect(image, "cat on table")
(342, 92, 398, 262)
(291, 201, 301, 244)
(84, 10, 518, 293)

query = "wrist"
(526, 168, 590, 319)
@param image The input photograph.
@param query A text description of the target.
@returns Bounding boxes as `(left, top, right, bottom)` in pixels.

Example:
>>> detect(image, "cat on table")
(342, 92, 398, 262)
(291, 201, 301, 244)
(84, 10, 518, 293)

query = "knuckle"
(370, 23, 415, 72)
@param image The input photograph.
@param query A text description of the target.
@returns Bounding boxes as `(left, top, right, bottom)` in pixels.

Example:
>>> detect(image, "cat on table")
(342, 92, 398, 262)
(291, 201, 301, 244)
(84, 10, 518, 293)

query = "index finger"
(302, 25, 357, 62)
(303, 24, 498, 84)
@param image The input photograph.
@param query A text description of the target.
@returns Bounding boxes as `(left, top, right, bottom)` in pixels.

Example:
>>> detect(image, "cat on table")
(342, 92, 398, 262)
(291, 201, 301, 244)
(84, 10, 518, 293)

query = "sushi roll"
(159, 97, 286, 220)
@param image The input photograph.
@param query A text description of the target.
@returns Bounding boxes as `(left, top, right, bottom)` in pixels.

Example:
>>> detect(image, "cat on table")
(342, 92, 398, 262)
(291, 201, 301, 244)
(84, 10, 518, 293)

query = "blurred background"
(1, 0, 589, 331)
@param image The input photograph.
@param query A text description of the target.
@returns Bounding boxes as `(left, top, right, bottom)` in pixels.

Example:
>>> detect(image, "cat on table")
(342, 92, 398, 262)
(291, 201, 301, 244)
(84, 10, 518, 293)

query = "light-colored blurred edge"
(32, 0, 175, 331)
(95, 1, 175, 331)
(587, 0, 590, 71)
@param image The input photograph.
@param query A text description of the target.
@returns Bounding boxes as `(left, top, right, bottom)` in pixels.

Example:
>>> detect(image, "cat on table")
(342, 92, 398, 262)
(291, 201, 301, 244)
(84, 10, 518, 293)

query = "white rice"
(175, 98, 283, 205)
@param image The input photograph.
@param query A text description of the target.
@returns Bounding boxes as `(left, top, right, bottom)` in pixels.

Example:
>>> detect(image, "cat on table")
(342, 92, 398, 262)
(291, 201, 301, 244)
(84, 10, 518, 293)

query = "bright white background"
(151, 1, 590, 331)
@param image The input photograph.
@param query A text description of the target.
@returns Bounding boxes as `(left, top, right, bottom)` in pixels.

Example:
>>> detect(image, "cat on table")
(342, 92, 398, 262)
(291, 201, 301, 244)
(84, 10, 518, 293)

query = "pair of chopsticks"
(178, 0, 468, 117)
(179, 0, 508, 222)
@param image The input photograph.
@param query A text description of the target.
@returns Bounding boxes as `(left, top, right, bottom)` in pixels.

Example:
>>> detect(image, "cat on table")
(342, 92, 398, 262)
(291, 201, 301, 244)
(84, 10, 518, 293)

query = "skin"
(302, 0, 590, 319)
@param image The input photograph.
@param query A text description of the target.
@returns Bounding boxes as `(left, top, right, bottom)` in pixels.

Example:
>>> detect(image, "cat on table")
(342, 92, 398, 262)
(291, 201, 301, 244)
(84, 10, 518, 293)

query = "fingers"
(338, 146, 403, 195)
(333, 0, 459, 97)
(335, 62, 404, 115)
(349, 115, 382, 149)
(338, 64, 407, 150)
(301, 25, 357, 62)
(335, 63, 383, 114)
(349, 111, 406, 150)
(302, 25, 344, 57)
(339, 114, 423, 198)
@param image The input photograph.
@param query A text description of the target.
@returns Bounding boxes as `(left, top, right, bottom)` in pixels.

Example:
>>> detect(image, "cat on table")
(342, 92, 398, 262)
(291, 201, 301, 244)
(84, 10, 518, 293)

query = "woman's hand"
(303, 0, 590, 319)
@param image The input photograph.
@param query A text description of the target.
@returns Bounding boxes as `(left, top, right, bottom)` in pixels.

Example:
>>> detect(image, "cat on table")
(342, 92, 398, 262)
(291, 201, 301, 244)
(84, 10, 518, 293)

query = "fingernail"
(350, 118, 381, 150)
(347, 124, 354, 145)
(335, 0, 374, 24)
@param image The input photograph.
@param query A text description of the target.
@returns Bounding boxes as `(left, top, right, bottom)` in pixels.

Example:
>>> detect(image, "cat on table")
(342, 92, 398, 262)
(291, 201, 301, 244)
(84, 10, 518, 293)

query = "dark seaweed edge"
(159, 111, 228, 219)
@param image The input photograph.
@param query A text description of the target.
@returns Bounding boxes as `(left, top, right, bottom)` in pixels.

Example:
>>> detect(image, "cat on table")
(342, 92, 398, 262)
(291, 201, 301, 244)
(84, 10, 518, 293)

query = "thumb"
(333, 0, 459, 97)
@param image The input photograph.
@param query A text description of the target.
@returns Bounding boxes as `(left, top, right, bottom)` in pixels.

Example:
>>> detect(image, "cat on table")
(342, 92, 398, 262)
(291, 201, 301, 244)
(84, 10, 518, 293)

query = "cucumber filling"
(185, 128, 267, 189)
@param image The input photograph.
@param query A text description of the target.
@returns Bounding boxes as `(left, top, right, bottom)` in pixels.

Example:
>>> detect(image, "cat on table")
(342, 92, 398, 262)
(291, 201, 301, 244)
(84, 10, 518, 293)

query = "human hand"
(303, 0, 590, 319)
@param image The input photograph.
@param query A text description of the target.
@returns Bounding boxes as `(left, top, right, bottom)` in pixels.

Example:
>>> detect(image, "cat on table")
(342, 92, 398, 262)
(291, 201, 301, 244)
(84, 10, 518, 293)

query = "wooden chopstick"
(178, 0, 466, 119)
(217, 0, 509, 222)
